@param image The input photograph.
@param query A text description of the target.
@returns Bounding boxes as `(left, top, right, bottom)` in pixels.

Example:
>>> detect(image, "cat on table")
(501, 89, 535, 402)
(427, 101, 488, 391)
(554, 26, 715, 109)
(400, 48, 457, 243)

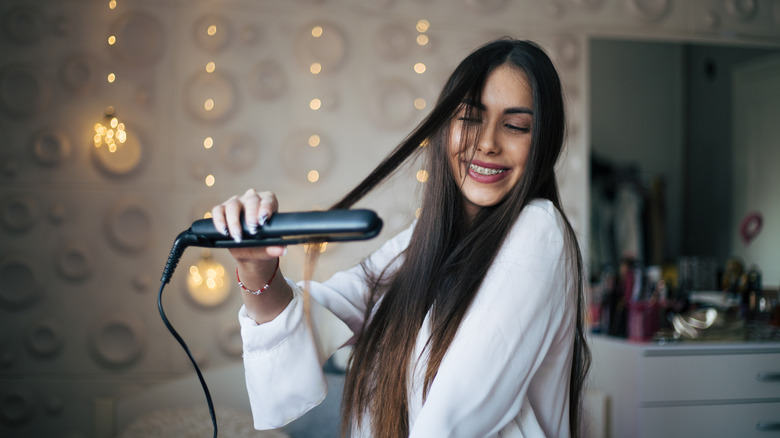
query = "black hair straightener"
(157, 209, 383, 437)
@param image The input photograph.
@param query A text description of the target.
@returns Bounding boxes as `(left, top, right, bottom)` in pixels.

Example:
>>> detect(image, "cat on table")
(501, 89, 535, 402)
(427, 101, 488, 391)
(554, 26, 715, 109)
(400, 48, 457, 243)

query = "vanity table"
(587, 335, 780, 437)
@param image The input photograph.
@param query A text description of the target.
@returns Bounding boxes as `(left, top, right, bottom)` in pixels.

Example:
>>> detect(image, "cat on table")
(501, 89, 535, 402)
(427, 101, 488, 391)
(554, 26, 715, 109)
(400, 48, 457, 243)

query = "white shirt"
(239, 199, 576, 437)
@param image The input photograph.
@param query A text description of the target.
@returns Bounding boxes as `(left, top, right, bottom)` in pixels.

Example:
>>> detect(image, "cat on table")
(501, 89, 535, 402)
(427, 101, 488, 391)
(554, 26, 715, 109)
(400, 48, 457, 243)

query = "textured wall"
(1, 0, 778, 436)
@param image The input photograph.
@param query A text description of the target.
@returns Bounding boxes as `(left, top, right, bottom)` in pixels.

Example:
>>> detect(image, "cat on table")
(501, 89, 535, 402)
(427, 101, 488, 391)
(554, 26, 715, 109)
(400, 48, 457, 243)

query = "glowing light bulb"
(414, 98, 427, 110)
(206, 61, 216, 73)
(205, 174, 215, 186)
(107, 73, 116, 83)
(417, 34, 429, 46)
(416, 19, 430, 33)
(187, 251, 230, 307)
(207, 25, 217, 36)
(308, 170, 319, 182)
(204, 137, 214, 149)
(416, 169, 429, 183)
(310, 62, 322, 75)
(311, 26, 323, 38)
(414, 63, 426, 74)
(308, 135, 320, 147)
(204, 212, 213, 219)
(309, 98, 321, 110)
(109, 0, 117, 9)
(204, 98, 214, 111)
(94, 109, 127, 153)
(108, 35, 116, 45)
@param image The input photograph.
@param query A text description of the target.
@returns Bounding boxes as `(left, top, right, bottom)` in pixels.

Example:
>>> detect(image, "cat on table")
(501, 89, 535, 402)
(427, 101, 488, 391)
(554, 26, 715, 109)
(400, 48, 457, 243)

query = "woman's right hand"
(211, 189, 292, 323)
(210, 189, 287, 263)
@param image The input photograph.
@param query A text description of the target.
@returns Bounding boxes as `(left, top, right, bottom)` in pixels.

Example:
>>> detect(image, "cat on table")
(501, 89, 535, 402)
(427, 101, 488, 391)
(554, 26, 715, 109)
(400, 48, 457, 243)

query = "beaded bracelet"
(236, 258, 279, 295)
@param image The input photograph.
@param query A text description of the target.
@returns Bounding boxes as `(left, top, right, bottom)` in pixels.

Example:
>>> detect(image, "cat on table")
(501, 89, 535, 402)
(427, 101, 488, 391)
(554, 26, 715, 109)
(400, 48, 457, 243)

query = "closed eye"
(505, 123, 530, 133)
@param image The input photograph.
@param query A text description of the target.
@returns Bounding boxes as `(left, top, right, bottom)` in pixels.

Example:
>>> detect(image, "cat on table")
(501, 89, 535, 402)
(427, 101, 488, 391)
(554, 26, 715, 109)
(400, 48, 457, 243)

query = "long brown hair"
(331, 38, 590, 437)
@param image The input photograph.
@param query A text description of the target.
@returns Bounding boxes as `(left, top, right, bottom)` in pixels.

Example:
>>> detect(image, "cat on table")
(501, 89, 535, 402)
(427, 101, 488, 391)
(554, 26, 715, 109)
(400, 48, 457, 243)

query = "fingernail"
(221, 226, 229, 236)
(282, 247, 288, 256)
(259, 214, 268, 226)
(247, 224, 258, 235)
(232, 233, 242, 243)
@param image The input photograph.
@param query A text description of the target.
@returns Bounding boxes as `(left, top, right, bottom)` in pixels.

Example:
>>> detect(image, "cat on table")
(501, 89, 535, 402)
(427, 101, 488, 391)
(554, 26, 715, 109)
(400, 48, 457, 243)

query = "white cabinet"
(587, 335, 780, 437)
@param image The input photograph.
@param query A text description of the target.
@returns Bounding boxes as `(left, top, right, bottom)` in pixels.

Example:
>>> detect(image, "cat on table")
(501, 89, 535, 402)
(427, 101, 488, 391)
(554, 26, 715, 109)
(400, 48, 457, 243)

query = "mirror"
(588, 38, 780, 287)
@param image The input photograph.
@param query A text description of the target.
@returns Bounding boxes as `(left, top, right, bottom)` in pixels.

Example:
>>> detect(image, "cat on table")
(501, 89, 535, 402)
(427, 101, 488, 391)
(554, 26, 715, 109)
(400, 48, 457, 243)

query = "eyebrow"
(462, 100, 533, 115)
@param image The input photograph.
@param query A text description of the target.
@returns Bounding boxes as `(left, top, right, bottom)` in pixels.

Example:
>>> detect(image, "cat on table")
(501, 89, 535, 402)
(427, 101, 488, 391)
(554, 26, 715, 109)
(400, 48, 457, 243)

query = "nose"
(476, 123, 500, 155)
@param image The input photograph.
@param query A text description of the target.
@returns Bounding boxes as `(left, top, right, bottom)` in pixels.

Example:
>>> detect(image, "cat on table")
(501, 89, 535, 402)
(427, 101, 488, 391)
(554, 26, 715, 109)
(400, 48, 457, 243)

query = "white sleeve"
(239, 223, 415, 430)
(409, 202, 576, 437)
(239, 279, 354, 429)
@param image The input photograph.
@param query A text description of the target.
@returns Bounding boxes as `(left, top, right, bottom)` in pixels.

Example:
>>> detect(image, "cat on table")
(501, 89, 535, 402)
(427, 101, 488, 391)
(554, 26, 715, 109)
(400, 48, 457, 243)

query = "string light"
(107, 73, 116, 83)
(414, 63, 426, 74)
(107, 35, 116, 45)
(207, 24, 217, 36)
(205, 174, 215, 187)
(308, 135, 320, 147)
(311, 26, 323, 38)
(414, 98, 427, 110)
(206, 61, 215, 73)
(309, 98, 322, 110)
(108, 0, 117, 9)
(187, 250, 230, 307)
(93, 107, 127, 154)
(308, 170, 319, 182)
(417, 34, 429, 46)
(204, 137, 214, 149)
(416, 169, 429, 183)
(310, 62, 322, 75)
(416, 19, 430, 33)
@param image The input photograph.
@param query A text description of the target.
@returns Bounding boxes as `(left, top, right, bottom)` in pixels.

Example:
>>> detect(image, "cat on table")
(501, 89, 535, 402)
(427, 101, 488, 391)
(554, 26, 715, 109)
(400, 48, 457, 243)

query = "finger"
(240, 189, 262, 234)
(210, 204, 229, 236)
(256, 191, 278, 227)
(223, 196, 245, 242)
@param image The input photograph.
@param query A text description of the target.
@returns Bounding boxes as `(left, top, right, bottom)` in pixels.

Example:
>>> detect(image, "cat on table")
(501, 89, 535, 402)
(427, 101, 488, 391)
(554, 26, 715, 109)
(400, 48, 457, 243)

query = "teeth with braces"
(470, 163, 507, 176)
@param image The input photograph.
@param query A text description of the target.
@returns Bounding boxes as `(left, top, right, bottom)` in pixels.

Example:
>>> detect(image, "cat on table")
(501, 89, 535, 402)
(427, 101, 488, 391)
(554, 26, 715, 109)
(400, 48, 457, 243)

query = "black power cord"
(158, 230, 218, 437)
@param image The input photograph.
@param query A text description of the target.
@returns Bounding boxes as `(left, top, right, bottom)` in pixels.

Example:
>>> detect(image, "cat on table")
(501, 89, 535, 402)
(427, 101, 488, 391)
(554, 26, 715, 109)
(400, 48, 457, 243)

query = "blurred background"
(0, 0, 778, 437)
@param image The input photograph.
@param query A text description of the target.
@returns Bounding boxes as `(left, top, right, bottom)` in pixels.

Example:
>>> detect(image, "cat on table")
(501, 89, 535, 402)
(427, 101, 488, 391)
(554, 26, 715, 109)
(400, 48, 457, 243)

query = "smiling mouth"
(469, 163, 508, 176)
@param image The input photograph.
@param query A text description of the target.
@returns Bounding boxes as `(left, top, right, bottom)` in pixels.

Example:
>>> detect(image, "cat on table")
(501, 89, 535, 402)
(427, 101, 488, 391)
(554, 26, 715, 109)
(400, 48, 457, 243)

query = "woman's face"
(449, 64, 534, 219)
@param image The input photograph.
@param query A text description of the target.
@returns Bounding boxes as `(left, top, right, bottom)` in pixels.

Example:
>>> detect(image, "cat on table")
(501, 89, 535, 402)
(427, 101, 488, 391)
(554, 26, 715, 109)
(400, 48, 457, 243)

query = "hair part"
(333, 38, 590, 437)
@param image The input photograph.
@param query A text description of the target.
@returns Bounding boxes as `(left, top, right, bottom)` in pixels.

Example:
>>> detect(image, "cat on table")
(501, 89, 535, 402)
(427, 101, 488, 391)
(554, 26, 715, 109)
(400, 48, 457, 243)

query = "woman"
(211, 38, 590, 437)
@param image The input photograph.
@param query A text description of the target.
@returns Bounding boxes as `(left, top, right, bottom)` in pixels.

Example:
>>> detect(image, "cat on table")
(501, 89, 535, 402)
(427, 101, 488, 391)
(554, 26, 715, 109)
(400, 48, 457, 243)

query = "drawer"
(638, 402, 780, 438)
(639, 352, 780, 402)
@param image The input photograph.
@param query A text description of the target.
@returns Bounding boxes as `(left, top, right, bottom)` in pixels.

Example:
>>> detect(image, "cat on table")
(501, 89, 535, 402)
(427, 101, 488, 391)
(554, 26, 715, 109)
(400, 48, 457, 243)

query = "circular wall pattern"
(184, 71, 238, 123)
(218, 322, 243, 357)
(374, 22, 414, 61)
(25, 321, 63, 359)
(572, 0, 606, 11)
(367, 78, 419, 130)
(553, 35, 581, 71)
(0, 389, 34, 426)
(626, 0, 670, 22)
(295, 21, 348, 74)
(87, 312, 147, 368)
(1, 5, 43, 44)
(279, 131, 335, 182)
(725, 0, 757, 20)
(109, 12, 165, 66)
(55, 241, 94, 281)
(92, 127, 144, 176)
(0, 257, 41, 310)
(219, 134, 258, 172)
(59, 54, 97, 93)
(246, 60, 288, 101)
(31, 129, 71, 166)
(104, 197, 154, 253)
(461, 0, 509, 13)
(193, 13, 232, 52)
(0, 64, 51, 118)
(0, 194, 39, 233)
